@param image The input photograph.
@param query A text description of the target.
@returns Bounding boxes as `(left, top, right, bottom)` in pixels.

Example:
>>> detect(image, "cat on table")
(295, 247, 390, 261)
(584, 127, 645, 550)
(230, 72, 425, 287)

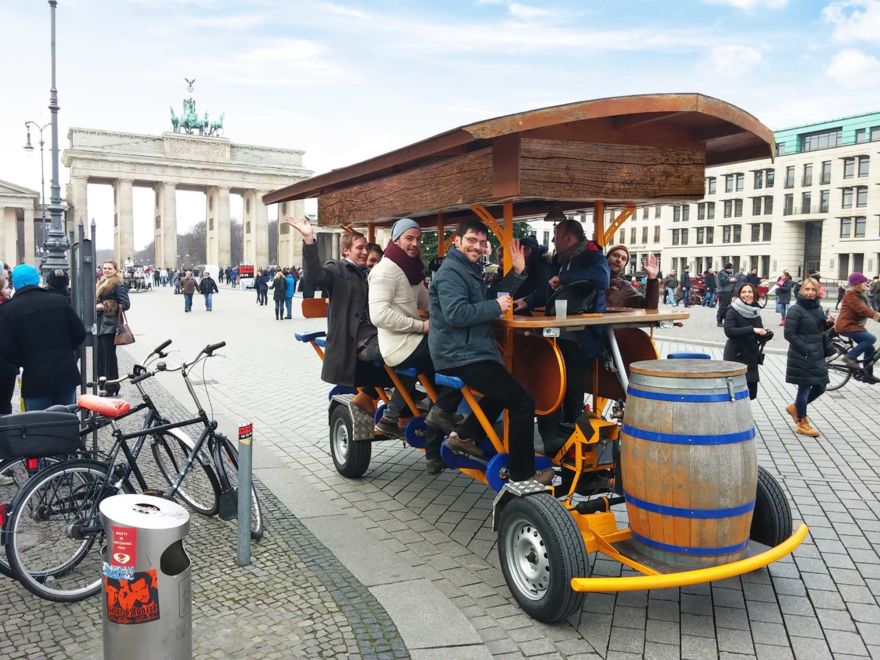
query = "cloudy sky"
(1, 0, 878, 250)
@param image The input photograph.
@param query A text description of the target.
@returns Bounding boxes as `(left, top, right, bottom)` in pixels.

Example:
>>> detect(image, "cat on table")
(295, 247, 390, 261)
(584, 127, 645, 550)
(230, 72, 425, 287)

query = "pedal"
(218, 487, 239, 520)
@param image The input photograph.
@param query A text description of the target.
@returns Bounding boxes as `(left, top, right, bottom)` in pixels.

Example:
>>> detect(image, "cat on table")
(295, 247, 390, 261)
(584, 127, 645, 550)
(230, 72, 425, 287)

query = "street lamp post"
(24, 121, 50, 251)
(40, 0, 69, 276)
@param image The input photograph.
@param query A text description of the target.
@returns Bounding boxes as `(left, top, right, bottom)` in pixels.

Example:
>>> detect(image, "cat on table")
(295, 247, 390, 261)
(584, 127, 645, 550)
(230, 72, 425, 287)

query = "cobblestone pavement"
(1, 350, 408, 659)
(33, 286, 880, 659)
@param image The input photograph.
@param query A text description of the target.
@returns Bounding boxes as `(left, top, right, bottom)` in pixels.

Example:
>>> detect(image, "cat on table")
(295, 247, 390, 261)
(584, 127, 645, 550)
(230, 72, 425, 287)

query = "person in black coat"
(95, 260, 131, 396)
(723, 283, 769, 400)
(0, 265, 86, 410)
(782, 278, 829, 437)
(269, 271, 287, 320)
(775, 271, 793, 325)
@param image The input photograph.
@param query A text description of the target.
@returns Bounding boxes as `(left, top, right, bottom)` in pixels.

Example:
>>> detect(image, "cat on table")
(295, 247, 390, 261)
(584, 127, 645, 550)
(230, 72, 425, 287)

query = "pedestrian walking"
(835, 284, 846, 310)
(256, 269, 269, 305)
(783, 278, 830, 437)
(774, 271, 793, 325)
(723, 283, 769, 400)
(172, 268, 182, 294)
(703, 268, 717, 307)
(663, 271, 678, 306)
(95, 260, 130, 396)
(284, 268, 295, 319)
(0, 265, 86, 410)
(870, 275, 880, 312)
(180, 270, 197, 312)
(680, 266, 692, 306)
(199, 271, 219, 311)
(715, 262, 736, 326)
(270, 270, 287, 320)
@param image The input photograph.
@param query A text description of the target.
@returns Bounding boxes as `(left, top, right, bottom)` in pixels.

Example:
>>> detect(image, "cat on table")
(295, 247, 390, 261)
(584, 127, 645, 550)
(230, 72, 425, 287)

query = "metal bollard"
(100, 494, 192, 660)
(237, 421, 253, 567)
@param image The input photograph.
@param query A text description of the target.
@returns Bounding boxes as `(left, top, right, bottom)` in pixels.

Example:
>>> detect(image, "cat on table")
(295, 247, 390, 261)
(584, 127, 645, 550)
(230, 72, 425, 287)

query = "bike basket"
(0, 411, 82, 460)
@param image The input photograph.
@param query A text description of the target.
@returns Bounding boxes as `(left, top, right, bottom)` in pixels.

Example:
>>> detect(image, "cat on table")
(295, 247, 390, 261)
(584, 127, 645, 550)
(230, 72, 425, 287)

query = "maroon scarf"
(384, 240, 425, 285)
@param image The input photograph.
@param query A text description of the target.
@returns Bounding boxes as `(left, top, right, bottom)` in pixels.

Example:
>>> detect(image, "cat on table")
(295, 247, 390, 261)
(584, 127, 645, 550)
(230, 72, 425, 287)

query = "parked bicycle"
(3, 341, 263, 602)
(824, 331, 879, 390)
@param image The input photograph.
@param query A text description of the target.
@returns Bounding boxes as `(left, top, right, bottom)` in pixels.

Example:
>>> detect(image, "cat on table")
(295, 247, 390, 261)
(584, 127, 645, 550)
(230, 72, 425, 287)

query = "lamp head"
(23, 124, 33, 151)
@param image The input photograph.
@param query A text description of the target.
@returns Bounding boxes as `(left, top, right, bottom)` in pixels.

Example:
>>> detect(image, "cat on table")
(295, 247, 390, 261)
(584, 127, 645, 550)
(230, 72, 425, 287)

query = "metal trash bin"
(100, 494, 192, 660)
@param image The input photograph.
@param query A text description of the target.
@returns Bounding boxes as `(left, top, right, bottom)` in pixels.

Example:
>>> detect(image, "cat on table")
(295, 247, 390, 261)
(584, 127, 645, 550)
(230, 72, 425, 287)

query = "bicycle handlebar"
(154, 339, 172, 355)
(130, 371, 153, 385)
(205, 341, 226, 355)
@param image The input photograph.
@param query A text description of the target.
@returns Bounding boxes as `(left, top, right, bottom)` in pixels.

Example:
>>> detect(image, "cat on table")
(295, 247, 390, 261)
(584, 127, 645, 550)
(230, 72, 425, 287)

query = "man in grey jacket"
(428, 219, 552, 485)
(715, 262, 737, 326)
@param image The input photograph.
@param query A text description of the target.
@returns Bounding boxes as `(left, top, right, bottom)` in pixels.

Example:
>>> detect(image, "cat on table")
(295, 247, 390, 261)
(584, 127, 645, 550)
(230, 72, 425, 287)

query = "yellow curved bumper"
(571, 524, 809, 592)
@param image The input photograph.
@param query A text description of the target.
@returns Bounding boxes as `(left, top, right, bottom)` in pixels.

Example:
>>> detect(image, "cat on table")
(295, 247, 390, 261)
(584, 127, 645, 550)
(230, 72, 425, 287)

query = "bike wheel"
(825, 354, 852, 392)
(215, 434, 264, 540)
(0, 457, 62, 578)
(151, 431, 220, 516)
(5, 459, 131, 602)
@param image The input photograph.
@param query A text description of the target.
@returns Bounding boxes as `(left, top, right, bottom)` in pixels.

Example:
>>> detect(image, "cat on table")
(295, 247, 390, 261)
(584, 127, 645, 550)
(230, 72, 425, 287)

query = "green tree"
(420, 220, 532, 269)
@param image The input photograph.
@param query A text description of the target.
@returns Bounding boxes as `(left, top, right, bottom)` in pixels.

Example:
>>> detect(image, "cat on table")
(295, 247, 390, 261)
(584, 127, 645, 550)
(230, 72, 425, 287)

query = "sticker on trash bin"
(103, 562, 135, 581)
(111, 525, 136, 568)
(105, 569, 160, 624)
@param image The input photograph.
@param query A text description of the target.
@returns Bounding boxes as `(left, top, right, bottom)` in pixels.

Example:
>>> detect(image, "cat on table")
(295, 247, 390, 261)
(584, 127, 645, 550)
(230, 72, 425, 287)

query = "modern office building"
(526, 110, 880, 284)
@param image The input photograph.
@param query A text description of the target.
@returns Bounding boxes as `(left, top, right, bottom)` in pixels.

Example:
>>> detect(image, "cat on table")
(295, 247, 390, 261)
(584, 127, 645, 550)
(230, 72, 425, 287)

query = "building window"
(819, 190, 829, 213)
(842, 188, 853, 209)
(619, 230, 625, 244)
(722, 200, 731, 218)
(642, 226, 648, 244)
(654, 206, 661, 218)
(681, 229, 689, 245)
(642, 207, 648, 219)
(856, 186, 868, 207)
(697, 227, 705, 244)
(707, 202, 715, 220)
(734, 199, 743, 217)
(840, 218, 851, 238)
(784, 166, 795, 188)
(706, 177, 716, 195)
(765, 169, 775, 188)
(802, 192, 812, 214)
(858, 156, 869, 177)
(754, 171, 763, 189)
(783, 194, 794, 215)
(733, 225, 742, 243)
(872, 125, 880, 141)
(856, 128, 868, 143)
(672, 229, 680, 246)
(653, 225, 660, 242)
(763, 196, 773, 215)
(723, 226, 731, 243)
(724, 175, 734, 193)
(802, 164, 813, 187)
(682, 205, 690, 221)
(673, 206, 680, 222)
(763, 223, 772, 241)
(820, 161, 831, 184)
(752, 197, 762, 216)
(543, 231, 550, 247)
(800, 128, 841, 152)
(735, 173, 744, 192)
(776, 142, 785, 154)
(630, 227, 636, 243)
(697, 203, 705, 221)
(706, 227, 714, 243)
(751, 224, 761, 242)
(844, 157, 855, 179)
(855, 216, 866, 238)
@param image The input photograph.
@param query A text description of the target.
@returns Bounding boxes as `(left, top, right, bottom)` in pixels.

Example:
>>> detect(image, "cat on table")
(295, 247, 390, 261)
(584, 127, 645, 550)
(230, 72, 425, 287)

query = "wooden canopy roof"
(264, 93, 775, 228)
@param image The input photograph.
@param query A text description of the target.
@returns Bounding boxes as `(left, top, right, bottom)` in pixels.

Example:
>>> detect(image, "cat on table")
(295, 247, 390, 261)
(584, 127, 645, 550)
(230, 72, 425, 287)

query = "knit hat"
(11, 264, 40, 289)
(519, 235, 540, 251)
(848, 272, 869, 287)
(606, 244, 629, 264)
(391, 217, 420, 241)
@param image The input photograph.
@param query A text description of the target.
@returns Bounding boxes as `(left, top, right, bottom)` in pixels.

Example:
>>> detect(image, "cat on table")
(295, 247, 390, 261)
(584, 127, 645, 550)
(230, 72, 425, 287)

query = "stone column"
(69, 176, 89, 225)
(242, 189, 269, 267)
(277, 200, 306, 266)
(1, 207, 17, 263)
(113, 179, 134, 266)
(205, 186, 231, 267)
(154, 182, 177, 268)
(23, 206, 36, 265)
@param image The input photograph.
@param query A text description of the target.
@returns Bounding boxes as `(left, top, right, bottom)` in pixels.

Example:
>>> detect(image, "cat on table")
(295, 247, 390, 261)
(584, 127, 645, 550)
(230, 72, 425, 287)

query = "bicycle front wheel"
(5, 459, 131, 602)
(151, 431, 220, 516)
(215, 434, 264, 540)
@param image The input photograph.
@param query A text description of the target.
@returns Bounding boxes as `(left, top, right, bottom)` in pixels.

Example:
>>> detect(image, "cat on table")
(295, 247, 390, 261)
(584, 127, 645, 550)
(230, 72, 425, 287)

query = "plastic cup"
(555, 299, 568, 320)
(497, 292, 510, 316)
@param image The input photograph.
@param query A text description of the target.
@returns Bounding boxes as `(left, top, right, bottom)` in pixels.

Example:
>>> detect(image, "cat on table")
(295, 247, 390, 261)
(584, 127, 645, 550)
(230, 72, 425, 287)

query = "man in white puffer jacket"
(369, 218, 461, 474)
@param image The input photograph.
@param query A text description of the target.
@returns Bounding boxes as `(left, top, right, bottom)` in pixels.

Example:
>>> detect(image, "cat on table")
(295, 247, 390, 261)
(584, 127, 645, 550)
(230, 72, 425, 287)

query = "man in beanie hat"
(834, 272, 880, 381)
(605, 244, 659, 309)
(0, 264, 86, 409)
(715, 262, 737, 326)
(368, 218, 462, 471)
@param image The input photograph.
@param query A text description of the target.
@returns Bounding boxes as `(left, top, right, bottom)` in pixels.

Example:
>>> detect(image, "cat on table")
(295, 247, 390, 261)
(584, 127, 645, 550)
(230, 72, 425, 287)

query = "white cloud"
(705, 0, 787, 9)
(182, 14, 266, 30)
(508, 3, 554, 19)
(319, 2, 369, 20)
(700, 44, 763, 78)
(822, 0, 880, 44)
(826, 48, 880, 88)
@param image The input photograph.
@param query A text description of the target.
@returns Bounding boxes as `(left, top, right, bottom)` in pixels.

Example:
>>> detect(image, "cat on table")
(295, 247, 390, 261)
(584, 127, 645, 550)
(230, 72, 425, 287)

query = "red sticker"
(106, 569, 160, 624)
(111, 526, 136, 568)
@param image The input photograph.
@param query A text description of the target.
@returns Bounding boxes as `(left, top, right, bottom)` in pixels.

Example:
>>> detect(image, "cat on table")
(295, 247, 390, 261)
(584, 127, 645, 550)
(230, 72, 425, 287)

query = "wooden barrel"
(621, 359, 757, 568)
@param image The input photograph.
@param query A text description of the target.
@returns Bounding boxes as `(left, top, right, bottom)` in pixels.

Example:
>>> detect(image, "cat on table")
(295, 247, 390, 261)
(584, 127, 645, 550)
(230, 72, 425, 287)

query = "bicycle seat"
(77, 394, 132, 419)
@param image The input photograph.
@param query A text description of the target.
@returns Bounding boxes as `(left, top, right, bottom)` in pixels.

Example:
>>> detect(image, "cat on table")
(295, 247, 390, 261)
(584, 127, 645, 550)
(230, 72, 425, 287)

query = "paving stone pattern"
(1, 350, 408, 659)
(35, 287, 880, 658)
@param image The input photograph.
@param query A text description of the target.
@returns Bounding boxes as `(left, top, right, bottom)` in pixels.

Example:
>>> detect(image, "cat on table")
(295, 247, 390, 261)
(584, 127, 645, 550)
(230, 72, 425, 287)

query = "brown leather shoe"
(351, 392, 376, 416)
(796, 418, 820, 437)
(785, 404, 798, 425)
(443, 432, 484, 457)
(533, 468, 556, 485)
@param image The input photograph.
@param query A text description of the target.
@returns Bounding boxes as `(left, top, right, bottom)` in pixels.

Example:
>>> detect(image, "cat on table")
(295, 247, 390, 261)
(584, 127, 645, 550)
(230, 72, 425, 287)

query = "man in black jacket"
(0, 265, 86, 410)
(198, 272, 219, 311)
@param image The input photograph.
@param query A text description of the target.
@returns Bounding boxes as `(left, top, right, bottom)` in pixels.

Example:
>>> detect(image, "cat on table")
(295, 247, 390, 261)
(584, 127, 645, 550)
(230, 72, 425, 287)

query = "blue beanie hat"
(391, 217, 420, 241)
(12, 264, 40, 289)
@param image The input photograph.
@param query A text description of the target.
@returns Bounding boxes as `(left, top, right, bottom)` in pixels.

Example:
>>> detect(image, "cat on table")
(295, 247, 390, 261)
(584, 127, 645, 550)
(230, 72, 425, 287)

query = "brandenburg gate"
(62, 126, 312, 268)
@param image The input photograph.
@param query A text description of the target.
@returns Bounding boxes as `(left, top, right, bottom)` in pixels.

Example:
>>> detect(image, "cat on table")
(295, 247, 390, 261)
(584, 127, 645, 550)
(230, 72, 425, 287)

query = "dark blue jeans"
(841, 330, 876, 364)
(24, 389, 77, 411)
(795, 384, 825, 420)
(183, 293, 193, 311)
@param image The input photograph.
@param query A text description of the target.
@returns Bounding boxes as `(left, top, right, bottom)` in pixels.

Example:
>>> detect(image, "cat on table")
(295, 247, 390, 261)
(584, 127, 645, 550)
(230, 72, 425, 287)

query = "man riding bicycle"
(835, 272, 880, 383)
